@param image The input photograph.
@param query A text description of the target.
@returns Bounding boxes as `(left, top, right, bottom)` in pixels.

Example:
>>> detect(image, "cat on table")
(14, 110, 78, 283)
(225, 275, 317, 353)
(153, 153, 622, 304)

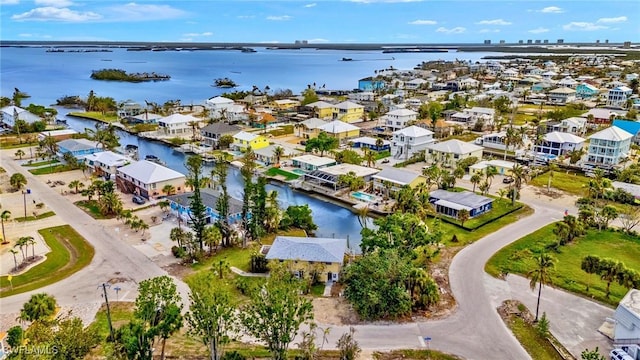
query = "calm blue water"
(1, 46, 499, 106)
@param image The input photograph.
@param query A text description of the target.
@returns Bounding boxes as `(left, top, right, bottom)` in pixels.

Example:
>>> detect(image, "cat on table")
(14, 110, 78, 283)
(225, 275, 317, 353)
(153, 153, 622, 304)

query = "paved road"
(0, 150, 190, 320)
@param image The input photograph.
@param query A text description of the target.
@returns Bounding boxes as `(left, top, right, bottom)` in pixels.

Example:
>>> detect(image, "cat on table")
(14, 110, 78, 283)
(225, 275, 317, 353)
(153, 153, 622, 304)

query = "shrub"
(171, 245, 186, 258)
(250, 253, 269, 273)
(221, 351, 246, 360)
(7, 326, 23, 348)
(234, 277, 258, 295)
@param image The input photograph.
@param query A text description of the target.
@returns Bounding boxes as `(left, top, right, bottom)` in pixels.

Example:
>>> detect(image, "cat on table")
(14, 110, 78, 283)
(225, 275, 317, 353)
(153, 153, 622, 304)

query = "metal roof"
(430, 189, 493, 209)
(265, 236, 347, 264)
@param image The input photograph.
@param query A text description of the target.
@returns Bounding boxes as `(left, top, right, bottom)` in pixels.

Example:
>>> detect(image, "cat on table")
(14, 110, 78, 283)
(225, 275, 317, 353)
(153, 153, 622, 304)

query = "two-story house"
(200, 123, 241, 146)
(205, 96, 235, 119)
(405, 78, 428, 90)
(575, 83, 600, 99)
(425, 139, 484, 168)
(86, 151, 131, 178)
(333, 101, 364, 123)
(158, 113, 202, 135)
(391, 125, 435, 160)
(547, 117, 587, 135)
(232, 131, 269, 151)
(535, 131, 585, 156)
(462, 107, 495, 126)
(612, 289, 640, 357)
(607, 86, 633, 108)
(385, 108, 418, 132)
(317, 120, 360, 141)
(586, 126, 633, 168)
(358, 77, 386, 92)
(548, 87, 577, 104)
(117, 160, 186, 199)
(305, 101, 335, 120)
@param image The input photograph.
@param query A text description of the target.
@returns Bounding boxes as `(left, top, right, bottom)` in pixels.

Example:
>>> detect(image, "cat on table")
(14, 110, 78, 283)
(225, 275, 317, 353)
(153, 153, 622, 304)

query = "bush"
(7, 326, 23, 348)
(221, 351, 246, 360)
(234, 277, 258, 295)
(171, 246, 186, 258)
(250, 253, 269, 273)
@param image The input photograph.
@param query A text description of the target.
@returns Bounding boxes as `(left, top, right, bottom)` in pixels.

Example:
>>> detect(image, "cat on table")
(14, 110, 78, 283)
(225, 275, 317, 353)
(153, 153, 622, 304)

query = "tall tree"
(211, 156, 232, 247)
(598, 258, 624, 298)
(186, 155, 208, 251)
(581, 255, 601, 292)
(240, 263, 314, 360)
(240, 149, 257, 246)
(305, 132, 338, 157)
(527, 251, 556, 322)
(20, 293, 57, 323)
(186, 273, 238, 360)
(1, 210, 11, 244)
(10, 173, 27, 190)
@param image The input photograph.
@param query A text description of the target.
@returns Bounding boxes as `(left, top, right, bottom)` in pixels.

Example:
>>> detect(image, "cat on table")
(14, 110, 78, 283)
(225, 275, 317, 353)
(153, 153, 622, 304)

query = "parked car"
(132, 195, 146, 205)
(502, 176, 514, 184)
(381, 158, 390, 164)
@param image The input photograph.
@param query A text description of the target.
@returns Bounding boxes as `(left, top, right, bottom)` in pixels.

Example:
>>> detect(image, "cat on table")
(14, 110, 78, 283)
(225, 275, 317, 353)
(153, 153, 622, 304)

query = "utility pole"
(100, 283, 115, 341)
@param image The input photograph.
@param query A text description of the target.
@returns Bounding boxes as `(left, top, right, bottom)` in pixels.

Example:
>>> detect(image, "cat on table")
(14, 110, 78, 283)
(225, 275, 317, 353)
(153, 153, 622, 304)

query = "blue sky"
(0, 0, 638, 44)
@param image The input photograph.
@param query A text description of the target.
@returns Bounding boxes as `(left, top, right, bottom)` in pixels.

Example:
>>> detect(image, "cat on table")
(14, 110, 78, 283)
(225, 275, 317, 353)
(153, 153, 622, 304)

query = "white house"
(535, 131, 585, 156)
(405, 78, 428, 90)
(391, 126, 435, 160)
(425, 139, 484, 168)
(348, 91, 375, 102)
(116, 160, 187, 199)
(586, 126, 633, 168)
(205, 96, 235, 118)
(86, 151, 131, 178)
(158, 113, 202, 135)
(385, 108, 418, 132)
(462, 107, 495, 125)
(613, 289, 640, 356)
(0, 105, 41, 127)
(548, 87, 577, 104)
(607, 86, 633, 108)
(548, 117, 587, 135)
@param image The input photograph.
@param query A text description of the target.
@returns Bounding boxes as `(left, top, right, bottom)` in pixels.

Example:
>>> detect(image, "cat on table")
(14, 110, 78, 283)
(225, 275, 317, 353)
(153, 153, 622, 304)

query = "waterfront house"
(429, 189, 493, 218)
(37, 129, 78, 142)
(291, 154, 336, 171)
(254, 144, 301, 166)
(205, 96, 235, 118)
(586, 126, 633, 168)
(612, 289, 640, 354)
(372, 168, 425, 197)
(317, 120, 360, 141)
(200, 123, 241, 147)
(385, 108, 418, 132)
(333, 101, 365, 123)
(351, 136, 390, 152)
(158, 113, 202, 135)
(607, 86, 633, 109)
(0, 105, 41, 128)
(167, 187, 244, 224)
(299, 117, 328, 139)
(391, 125, 435, 160)
(612, 120, 640, 145)
(469, 159, 515, 176)
(231, 131, 269, 151)
(303, 163, 380, 191)
(358, 77, 386, 91)
(305, 101, 335, 120)
(117, 100, 143, 118)
(425, 139, 484, 168)
(575, 83, 600, 99)
(128, 112, 163, 124)
(548, 87, 577, 104)
(546, 117, 587, 135)
(264, 236, 347, 282)
(86, 151, 130, 178)
(116, 160, 186, 199)
(56, 138, 103, 159)
(534, 131, 585, 156)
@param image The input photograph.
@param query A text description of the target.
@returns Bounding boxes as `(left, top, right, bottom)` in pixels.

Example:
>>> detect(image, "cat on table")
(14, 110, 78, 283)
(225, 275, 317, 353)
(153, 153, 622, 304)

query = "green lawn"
(87, 302, 136, 339)
(74, 200, 113, 219)
(529, 171, 590, 197)
(24, 159, 60, 167)
(15, 211, 56, 222)
(458, 198, 523, 229)
(68, 111, 118, 123)
(374, 150, 391, 160)
(265, 167, 300, 181)
(486, 225, 640, 305)
(28, 164, 74, 175)
(505, 315, 563, 360)
(0, 225, 95, 297)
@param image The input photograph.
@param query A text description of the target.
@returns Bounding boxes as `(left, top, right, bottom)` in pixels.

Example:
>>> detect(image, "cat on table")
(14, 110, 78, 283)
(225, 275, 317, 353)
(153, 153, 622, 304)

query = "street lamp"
(22, 189, 31, 218)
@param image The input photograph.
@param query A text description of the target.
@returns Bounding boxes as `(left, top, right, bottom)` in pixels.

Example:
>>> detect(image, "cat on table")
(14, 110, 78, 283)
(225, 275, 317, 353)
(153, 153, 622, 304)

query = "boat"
(341, 57, 353, 61)
(145, 154, 166, 166)
(241, 47, 257, 53)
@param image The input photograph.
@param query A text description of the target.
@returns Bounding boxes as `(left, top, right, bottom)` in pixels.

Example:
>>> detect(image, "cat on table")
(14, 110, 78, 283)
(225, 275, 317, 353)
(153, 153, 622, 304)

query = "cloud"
(35, 0, 73, 7)
(183, 32, 212, 38)
(107, 3, 187, 21)
(0, 0, 20, 4)
(563, 22, 607, 31)
(266, 15, 291, 21)
(597, 16, 627, 23)
(237, 15, 255, 19)
(304, 3, 316, 7)
(540, 6, 563, 13)
(12, 7, 102, 22)
(476, 19, 511, 26)
(409, 19, 437, 25)
(528, 27, 550, 34)
(479, 29, 500, 33)
(436, 26, 466, 34)
(308, 38, 330, 43)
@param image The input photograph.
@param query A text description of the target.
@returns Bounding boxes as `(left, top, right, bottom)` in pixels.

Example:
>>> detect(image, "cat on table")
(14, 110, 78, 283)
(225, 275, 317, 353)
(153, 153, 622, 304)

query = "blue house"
(56, 138, 103, 159)
(429, 189, 493, 218)
(167, 188, 246, 224)
(575, 83, 600, 99)
(358, 77, 386, 91)
(351, 136, 391, 152)
(612, 120, 640, 145)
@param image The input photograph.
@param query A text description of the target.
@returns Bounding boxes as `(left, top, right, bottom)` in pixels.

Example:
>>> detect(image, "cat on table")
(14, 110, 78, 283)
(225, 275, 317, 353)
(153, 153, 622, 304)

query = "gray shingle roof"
(266, 236, 347, 264)
(167, 187, 243, 214)
(430, 189, 493, 209)
(373, 168, 421, 185)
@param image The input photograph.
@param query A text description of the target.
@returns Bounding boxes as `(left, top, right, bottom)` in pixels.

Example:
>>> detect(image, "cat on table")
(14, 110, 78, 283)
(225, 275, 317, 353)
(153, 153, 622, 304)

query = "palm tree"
(1, 210, 11, 244)
(510, 164, 529, 206)
(527, 251, 556, 322)
(139, 221, 150, 236)
(10, 173, 27, 190)
(598, 258, 624, 298)
(163, 184, 176, 196)
(15, 238, 27, 262)
(9, 248, 19, 270)
(484, 166, 498, 194)
(470, 173, 482, 193)
(546, 162, 558, 194)
(458, 209, 470, 227)
(15, 149, 25, 160)
(363, 148, 376, 168)
(68, 180, 82, 194)
(273, 146, 285, 167)
(20, 293, 57, 323)
(581, 255, 601, 292)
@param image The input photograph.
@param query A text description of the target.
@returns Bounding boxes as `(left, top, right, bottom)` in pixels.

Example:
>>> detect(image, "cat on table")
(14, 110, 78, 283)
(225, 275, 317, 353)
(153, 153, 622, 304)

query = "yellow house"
(372, 168, 426, 197)
(425, 139, 484, 168)
(264, 236, 347, 282)
(232, 131, 269, 151)
(317, 120, 360, 141)
(334, 101, 364, 123)
(271, 99, 300, 111)
(307, 101, 336, 120)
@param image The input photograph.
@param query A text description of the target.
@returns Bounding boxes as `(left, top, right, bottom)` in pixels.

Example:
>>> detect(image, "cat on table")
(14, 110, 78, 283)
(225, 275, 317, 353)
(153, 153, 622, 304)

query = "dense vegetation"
(90, 68, 170, 82)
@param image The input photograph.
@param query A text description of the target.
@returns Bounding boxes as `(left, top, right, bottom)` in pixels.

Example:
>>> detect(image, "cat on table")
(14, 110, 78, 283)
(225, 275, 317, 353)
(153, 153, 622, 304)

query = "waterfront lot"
(486, 224, 640, 305)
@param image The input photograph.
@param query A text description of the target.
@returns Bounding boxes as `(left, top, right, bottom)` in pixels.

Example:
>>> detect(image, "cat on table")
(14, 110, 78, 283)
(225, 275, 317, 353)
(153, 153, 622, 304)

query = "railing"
(614, 338, 640, 346)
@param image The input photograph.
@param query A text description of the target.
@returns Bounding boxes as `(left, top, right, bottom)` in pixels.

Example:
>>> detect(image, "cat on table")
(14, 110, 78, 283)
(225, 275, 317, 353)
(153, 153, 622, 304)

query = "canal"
(60, 110, 367, 248)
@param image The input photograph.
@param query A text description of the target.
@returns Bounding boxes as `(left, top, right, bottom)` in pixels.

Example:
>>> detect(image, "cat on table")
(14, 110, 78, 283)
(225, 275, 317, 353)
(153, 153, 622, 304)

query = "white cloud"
(408, 19, 437, 25)
(106, 3, 186, 21)
(12, 7, 102, 22)
(0, 0, 21, 4)
(35, 0, 73, 7)
(597, 16, 627, 23)
(304, 3, 316, 7)
(563, 22, 607, 31)
(266, 15, 291, 21)
(528, 27, 550, 34)
(478, 29, 500, 33)
(436, 26, 466, 34)
(540, 6, 563, 13)
(183, 32, 212, 37)
(308, 38, 330, 43)
(476, 19, 511, 26)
